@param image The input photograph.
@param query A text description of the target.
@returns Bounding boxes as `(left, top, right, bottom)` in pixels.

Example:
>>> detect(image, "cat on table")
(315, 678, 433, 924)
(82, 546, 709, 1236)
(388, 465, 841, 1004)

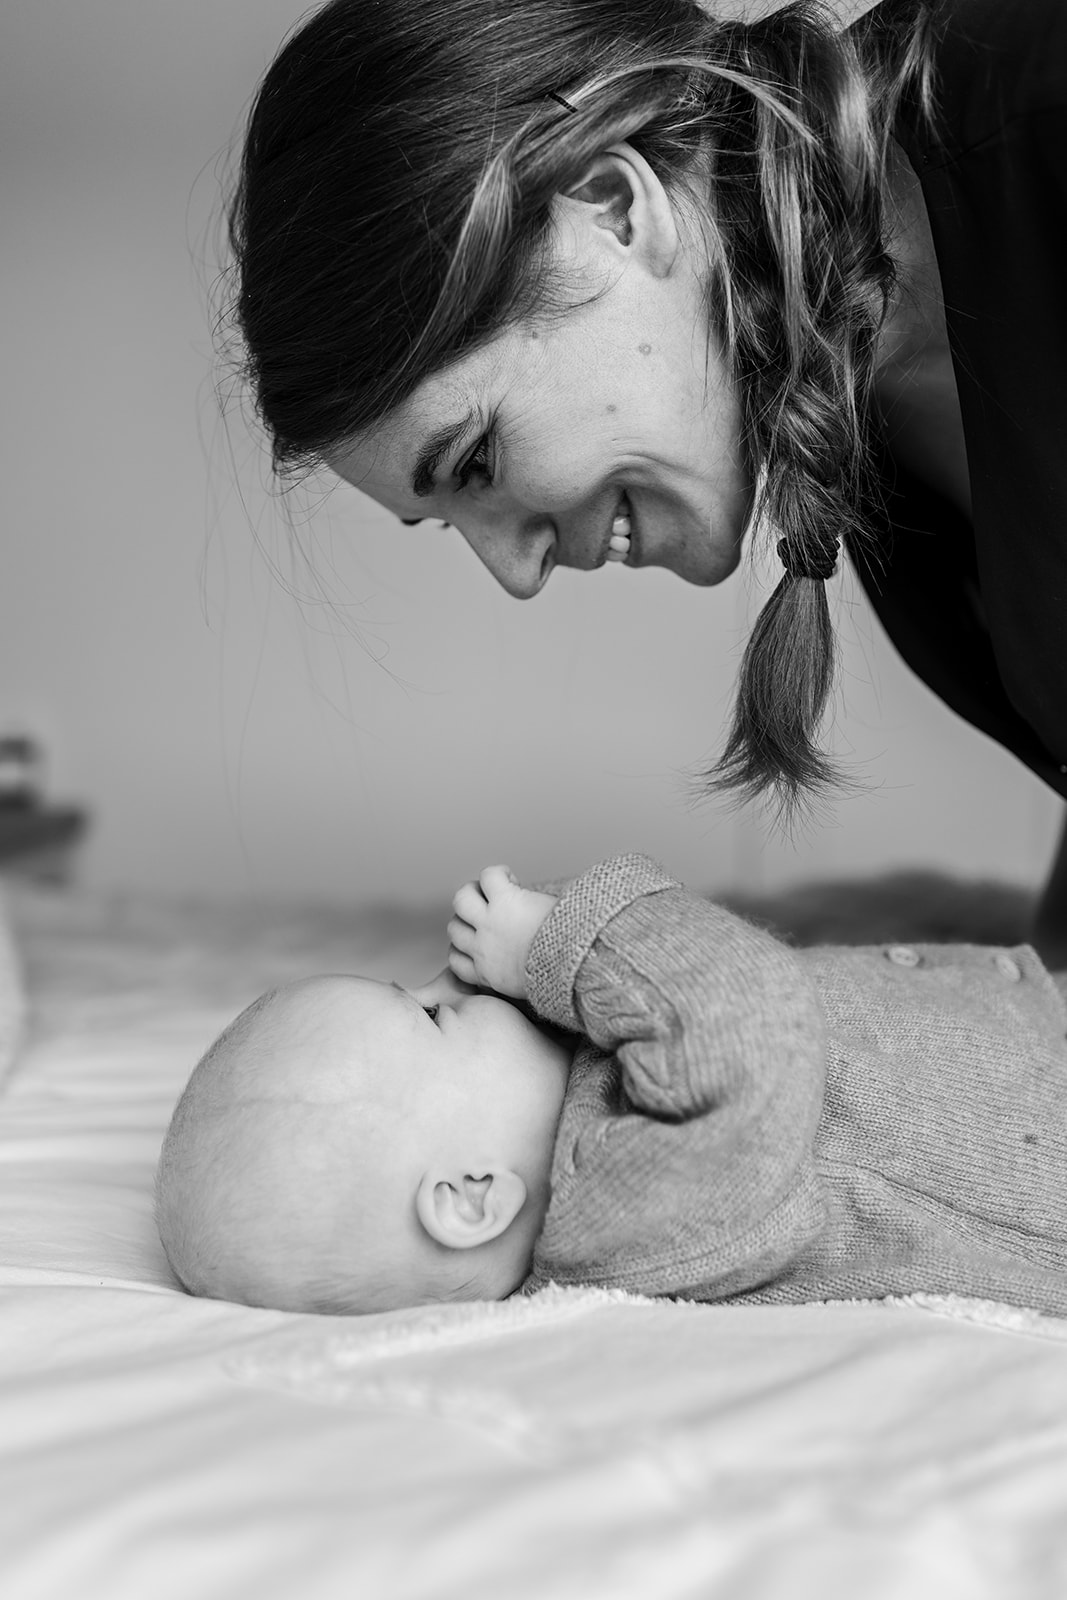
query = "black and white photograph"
(3, 1, 1067, 1595)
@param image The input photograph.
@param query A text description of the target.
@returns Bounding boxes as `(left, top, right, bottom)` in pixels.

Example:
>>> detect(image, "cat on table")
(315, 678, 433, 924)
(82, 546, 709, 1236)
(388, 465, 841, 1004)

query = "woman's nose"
(457, 513, 556, 600)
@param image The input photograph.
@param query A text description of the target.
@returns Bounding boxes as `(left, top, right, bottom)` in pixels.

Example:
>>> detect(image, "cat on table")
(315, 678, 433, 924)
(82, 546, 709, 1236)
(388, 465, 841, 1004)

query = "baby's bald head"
(155, 980, 427, 1313)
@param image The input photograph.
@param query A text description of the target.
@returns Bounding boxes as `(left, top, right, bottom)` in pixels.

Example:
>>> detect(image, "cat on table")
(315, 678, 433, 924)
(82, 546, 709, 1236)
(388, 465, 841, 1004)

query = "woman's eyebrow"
(411, 409, 477, 496)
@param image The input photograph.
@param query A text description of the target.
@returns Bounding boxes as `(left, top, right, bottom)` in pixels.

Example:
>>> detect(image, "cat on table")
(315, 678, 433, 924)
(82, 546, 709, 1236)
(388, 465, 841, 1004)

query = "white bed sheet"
(2, 882, 1066, 1600)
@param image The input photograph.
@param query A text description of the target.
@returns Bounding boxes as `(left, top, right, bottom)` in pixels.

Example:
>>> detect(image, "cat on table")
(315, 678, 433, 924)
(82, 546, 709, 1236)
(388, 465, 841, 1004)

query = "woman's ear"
(553, 144, 680, 278)
(415, 1169, 528, 1250)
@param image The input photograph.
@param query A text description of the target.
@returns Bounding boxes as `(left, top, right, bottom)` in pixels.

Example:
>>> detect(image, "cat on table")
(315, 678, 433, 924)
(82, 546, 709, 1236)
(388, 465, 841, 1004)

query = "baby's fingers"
(452, 879, 488, 925)
(447, 946, 478, 986)
(479, 864, 518, 901)
(446, 914, 474, 954)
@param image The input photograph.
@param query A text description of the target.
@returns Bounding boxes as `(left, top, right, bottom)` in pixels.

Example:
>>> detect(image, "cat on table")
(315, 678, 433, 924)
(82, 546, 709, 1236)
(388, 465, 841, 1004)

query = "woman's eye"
(455, 432, 493, 490)
(422, 1004, 440, 1024)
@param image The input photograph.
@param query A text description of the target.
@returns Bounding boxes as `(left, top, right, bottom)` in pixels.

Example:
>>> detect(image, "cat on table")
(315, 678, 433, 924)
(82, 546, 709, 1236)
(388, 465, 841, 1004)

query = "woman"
(226, 0, 1067, 958)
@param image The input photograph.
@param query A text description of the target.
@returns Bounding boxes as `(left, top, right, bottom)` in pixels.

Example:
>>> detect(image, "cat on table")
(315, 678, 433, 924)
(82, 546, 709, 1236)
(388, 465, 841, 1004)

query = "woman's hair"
(226, 0, 940, 819)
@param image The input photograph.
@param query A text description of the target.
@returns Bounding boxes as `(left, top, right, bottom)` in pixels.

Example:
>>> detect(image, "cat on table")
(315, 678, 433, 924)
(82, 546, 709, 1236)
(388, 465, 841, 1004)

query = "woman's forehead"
(329, 423, 411, 513)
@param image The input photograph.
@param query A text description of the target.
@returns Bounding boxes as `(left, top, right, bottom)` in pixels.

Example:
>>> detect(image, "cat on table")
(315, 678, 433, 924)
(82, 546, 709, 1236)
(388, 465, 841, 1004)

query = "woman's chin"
(645, 535, 744, 587)
(629, 501, 747, 585)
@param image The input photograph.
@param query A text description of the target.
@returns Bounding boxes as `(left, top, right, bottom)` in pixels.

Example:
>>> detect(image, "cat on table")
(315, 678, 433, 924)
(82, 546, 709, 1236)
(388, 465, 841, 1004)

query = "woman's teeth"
(606, 500, 632, 563)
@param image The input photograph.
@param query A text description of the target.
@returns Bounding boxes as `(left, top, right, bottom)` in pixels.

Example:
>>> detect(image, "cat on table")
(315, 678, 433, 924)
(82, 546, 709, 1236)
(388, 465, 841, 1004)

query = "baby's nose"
(409, 968, 480, 1007)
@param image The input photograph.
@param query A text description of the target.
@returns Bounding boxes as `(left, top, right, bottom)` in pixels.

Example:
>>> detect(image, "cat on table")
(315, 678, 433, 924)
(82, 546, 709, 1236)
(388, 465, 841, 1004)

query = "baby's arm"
(447, 865, 558, 999)
(522, 855, 828, 1298)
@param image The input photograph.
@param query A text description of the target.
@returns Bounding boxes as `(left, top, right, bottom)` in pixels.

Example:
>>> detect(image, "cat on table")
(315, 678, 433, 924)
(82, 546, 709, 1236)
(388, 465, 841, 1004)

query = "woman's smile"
(331, 329, 753, 596)
(606, 495, 633, 565)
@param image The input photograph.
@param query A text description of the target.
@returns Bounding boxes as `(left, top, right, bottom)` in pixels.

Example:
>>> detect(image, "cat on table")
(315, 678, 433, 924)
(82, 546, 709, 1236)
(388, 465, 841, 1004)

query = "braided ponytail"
(694, 6, 898, 818)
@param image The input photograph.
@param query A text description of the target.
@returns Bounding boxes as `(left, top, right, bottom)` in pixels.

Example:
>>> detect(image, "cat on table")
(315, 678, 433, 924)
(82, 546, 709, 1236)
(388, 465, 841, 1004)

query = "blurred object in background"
(723, 871, 1035, 949)
(0, 733, 43, 811)
(0, 733, 89, 886)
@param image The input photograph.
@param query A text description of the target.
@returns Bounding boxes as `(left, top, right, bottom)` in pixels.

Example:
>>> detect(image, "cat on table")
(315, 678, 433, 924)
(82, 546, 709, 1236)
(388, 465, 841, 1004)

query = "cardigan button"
(887, 945, 921, 968)
(993, 952, 1022, 982)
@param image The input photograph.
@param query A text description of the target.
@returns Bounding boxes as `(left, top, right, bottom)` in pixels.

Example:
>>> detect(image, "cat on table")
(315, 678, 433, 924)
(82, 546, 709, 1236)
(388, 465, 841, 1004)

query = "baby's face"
(414, 972, 570, 1151)
(263, 968, 572, 1253)
(304, 968, 573, 1159)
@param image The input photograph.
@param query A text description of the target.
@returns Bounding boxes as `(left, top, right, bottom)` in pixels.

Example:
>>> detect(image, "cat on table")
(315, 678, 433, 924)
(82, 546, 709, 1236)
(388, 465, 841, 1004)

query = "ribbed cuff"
(526, 853, 679, 1031)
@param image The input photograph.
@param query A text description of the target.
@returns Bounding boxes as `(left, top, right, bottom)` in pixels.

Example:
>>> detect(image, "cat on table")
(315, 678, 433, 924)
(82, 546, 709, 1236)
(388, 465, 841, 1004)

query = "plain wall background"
(2, 0, 1061, 906)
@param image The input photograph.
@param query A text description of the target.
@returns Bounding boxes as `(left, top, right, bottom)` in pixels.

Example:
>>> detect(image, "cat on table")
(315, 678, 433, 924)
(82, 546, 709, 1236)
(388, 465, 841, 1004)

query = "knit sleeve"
(525, 856, 828, 1299)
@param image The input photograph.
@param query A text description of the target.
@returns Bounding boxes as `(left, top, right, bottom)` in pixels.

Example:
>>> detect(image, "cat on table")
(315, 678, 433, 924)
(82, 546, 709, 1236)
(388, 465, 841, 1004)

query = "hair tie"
(776, 537, 838, 583)
(547, 91, 578, 115)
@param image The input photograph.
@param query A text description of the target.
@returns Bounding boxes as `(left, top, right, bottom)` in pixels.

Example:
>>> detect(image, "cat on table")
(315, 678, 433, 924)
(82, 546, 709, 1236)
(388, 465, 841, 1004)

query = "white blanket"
(2, 882, 1066, 1600)
(0, 889, 24, 1082)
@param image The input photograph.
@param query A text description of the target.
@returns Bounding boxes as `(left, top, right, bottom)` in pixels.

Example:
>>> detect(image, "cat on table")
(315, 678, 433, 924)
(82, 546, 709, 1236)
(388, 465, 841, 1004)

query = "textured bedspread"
(1, 879, 1065, 1600)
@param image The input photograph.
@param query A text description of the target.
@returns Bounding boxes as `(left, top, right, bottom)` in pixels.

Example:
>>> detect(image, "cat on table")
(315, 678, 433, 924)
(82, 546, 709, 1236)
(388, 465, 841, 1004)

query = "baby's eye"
(422, 1004, 440, 1024)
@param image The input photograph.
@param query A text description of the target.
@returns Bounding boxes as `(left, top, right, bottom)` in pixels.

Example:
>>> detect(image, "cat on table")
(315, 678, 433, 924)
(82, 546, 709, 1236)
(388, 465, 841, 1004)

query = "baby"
(155, 865, 572, 1314)
(157, 854, 1067, 1319)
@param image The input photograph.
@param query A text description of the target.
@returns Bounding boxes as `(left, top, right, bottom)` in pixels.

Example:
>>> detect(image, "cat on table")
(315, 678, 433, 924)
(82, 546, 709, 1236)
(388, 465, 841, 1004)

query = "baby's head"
(155, 970, 572, 1314)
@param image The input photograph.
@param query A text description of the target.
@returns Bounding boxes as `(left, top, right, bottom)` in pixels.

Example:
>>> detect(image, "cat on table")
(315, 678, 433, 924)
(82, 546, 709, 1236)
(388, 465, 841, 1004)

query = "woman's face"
(331, 162, 754, 598)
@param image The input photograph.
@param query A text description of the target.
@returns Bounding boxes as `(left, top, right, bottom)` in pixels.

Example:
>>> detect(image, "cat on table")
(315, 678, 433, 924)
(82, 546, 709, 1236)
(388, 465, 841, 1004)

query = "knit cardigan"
(522, 855, 1067, 1315)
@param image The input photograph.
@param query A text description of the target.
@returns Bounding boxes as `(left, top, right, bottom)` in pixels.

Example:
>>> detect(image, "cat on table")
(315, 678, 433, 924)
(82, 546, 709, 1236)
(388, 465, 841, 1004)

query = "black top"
(849, 0, 1067, 797)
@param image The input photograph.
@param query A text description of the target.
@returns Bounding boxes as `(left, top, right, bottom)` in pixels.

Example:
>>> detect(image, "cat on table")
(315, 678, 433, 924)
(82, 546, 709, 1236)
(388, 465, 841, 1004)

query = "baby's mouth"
(605, 495, 632, 564)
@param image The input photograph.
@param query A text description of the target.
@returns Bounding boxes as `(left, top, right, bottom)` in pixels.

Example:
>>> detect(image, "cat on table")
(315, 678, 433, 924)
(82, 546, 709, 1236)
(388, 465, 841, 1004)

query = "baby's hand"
(447, 865, 557, 999)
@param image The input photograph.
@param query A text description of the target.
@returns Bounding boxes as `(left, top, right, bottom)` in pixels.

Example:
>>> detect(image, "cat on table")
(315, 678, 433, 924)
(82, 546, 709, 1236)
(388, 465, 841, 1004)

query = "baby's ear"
(415, 1169, 527, 1250)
